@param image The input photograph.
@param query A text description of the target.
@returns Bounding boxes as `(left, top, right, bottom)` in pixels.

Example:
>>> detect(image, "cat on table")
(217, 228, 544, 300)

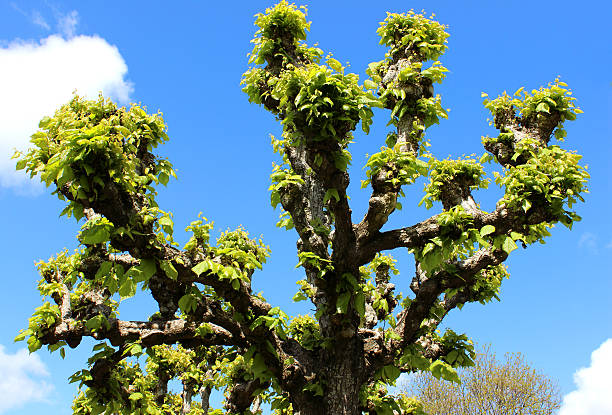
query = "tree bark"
(292, 345, 363, 415)
(310, 337, 364, 415)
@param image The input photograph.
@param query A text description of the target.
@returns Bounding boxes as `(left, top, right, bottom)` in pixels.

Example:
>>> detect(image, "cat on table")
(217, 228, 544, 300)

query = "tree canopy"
(404, 345, 562, 415)
(14, 1, 587, 414)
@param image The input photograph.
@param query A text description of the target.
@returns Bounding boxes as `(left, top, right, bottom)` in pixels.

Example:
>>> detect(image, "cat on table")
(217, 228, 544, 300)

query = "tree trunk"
(200, 384, 211, 414)
(292, 337, 364, 415)
(153, 369, 170, 406)
(324, 339, 363, 415)
(180, 381, 193, 415)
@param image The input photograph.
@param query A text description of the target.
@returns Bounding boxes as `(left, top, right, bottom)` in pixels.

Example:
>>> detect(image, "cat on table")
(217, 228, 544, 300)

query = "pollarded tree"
(14, 2, 587, 414)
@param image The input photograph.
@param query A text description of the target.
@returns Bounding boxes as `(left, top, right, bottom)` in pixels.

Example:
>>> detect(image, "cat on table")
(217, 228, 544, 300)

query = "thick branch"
(284, 144, 331, 258)
(393, 248, 507, 352)
(363, 246, 506, 376)
(357, 203, 554, 266)
(355, 56, 433, 244)
(41, 317, 236, 349)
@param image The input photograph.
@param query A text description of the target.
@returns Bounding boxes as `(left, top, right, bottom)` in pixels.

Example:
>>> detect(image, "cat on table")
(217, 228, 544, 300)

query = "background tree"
(402, 345, 562, 415)
(13, 1, 587, 414)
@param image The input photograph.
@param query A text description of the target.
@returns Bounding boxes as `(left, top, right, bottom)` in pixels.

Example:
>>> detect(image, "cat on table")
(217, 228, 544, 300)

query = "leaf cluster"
(496, 145, 588, 228)
(249, 1, 321, 66)
(420, 157, 489, 209)
(377, 11, 449, 61)
(271, 62, 379, 142)
(363, 146, 428, 189)
(15, 95, 174, 222)
(482, 79, 582, 143)
(287, 315, 322, 351)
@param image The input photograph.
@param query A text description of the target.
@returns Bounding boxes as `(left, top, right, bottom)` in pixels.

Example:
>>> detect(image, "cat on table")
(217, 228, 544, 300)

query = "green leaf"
(56, 165, 74, 187)
(95, 261, 113, 279)
(119, 278, 137, 299)
(336, 292, 351, 314)
(479, 153, 494, 164)
(81, 227, 110, 245)
(422, 242, 435, 256)
(327, 58, 342, 73)
(323, 188, 340, 204)
(480, 225, 495, 237)
(430, 359, 461, 383)
(27, 337, 42, 353)
(364, 79, 378, 90)
(15, 159, 27, 171)
(430, 360, 444, 379)
(510, 231, 524, 241)
(160, 260, 178, 280)
(158, 216, 173, 235)
(127, 259, 156, 283)
(122, 343, 143, 358)
(196, 323, 213, 338)
(158, 172, 169, 186)
(536, 102, 550, 113)
(293, 290, 307, 302)
(502, 236, 518, 254)
(92, 343, 107, 352)
(14, 329, 32, 342)
(271, 191, 281, 208)
(192, 260, 211, 276)
(85, 316, 103, 331)
(354, 292, 365, 318)
(178, 294, 196, 314)
(139, 259, 156, 281)
(251, 353, 270, 382)
(129, 392, 143, 401)
(382, 364, 401, 382)
(72, 204, 84, 221)
(445, 350, 458, 364)
(522, 199, 532, 212)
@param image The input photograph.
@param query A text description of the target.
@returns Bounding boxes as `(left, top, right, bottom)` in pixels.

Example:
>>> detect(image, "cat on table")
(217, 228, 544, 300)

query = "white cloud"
(0, 345, 53, 413)
(559, 339, 612, 415)
(0, 15, 132, 190)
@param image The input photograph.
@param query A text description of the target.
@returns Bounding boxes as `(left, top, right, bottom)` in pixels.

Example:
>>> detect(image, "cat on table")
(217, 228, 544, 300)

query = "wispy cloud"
(559, 339, 612, 415)
(57, 10, 78, 38)
(31, 10, 50, 30)
(578, 232, 598, 254)
(0, 14, 133, 190)
(10, 3, 50, 31)
(0, 345, 53, 413)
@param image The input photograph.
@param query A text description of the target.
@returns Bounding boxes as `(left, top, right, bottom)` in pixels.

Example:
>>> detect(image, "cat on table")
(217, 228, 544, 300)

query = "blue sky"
(0, 0, 610, 413)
